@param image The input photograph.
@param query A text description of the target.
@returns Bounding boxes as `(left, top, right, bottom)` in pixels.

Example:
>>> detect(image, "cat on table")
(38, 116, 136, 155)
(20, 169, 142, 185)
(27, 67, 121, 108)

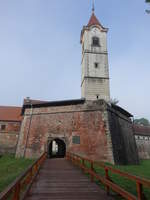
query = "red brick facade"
(0, 106, 22, 154)
(16, 100, 114, 163)
(0, 121, 21, 154)
(0, 101, 138, 165)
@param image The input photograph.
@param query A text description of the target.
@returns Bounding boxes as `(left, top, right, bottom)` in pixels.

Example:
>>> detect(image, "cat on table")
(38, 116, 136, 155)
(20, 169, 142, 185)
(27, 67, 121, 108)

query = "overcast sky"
(0, 0, 149, 120)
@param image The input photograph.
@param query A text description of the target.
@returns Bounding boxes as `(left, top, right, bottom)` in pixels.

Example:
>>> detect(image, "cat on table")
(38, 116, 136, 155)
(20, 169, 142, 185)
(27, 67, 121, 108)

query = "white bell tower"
(80, 6, 110, 101)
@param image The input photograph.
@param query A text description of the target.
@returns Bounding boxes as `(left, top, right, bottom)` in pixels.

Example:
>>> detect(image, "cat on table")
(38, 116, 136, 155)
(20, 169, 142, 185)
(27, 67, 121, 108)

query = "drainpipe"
(23, 100, 33, 157)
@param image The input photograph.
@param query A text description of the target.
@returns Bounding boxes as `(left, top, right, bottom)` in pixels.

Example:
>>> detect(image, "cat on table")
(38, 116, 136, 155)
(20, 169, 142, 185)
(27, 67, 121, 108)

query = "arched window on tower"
(92, 37, 100, 46)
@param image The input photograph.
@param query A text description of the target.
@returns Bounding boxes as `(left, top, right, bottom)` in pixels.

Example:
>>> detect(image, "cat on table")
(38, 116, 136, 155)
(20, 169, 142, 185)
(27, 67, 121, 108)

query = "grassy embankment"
(0, 155, 34, 193)
(85, 160, 150, 199)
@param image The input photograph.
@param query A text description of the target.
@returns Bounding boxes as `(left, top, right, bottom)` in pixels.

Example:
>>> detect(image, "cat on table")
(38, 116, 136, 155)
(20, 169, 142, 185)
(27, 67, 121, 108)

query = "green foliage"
(134, 118, 150, 126)
(146, 0, 150, 14)
(0, 155, 34, 192)
(110, 98, 119, 105)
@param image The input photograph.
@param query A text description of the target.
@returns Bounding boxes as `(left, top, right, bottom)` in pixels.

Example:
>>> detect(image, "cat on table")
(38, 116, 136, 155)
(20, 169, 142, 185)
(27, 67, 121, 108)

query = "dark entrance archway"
(48, 138, 66, 158)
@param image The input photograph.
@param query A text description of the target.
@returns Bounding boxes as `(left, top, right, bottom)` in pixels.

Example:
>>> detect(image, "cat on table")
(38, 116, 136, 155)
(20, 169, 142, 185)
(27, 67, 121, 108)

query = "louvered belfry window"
(92, 37, 99, 46)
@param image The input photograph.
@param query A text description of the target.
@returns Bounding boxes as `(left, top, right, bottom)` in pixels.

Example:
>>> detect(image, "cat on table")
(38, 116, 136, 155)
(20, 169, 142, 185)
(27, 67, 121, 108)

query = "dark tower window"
(92, 37, 100, 46)
(94, 63, 99, 68)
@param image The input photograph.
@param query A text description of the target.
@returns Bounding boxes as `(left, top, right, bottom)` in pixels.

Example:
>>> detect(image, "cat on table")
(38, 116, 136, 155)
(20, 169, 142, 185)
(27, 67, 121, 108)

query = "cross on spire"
(92, 0, 95, 13)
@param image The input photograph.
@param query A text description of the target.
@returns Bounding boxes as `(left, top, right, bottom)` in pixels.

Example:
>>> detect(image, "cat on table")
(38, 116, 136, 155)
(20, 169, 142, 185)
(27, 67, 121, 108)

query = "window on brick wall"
(72, 136, 80, 144)
(139, 136, 143, 140)
(145, 136, 148, 140)
(0, 124, 6, 131)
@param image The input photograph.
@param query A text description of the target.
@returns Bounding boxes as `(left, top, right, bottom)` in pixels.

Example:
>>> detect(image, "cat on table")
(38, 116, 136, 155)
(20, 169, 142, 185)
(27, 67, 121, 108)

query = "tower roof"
(87, 13, 101, 27)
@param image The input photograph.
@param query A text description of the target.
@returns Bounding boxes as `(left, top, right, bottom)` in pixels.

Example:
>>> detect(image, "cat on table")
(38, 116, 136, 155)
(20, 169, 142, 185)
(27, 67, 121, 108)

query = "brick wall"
(16, 100, 114, 163)
(16, 100, 139, 165)
(0, 121, 21, 154)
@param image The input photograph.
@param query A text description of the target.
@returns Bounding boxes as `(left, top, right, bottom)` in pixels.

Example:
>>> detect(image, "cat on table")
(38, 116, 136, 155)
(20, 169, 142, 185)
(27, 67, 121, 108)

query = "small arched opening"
(48, 138, 66, 158)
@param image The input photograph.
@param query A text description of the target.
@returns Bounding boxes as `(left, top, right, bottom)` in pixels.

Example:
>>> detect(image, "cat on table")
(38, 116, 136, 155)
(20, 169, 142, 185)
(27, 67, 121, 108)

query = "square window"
(72, 136, 80, 144)
(1, 125, 6, 130)
(145, 137, 148, 140)
(140, 136, 143, 140)
(94, 63, 99, 68)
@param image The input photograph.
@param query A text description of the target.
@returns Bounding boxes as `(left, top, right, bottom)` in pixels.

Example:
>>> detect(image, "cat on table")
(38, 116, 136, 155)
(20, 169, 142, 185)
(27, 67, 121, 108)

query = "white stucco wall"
(81, 26, 110, 101)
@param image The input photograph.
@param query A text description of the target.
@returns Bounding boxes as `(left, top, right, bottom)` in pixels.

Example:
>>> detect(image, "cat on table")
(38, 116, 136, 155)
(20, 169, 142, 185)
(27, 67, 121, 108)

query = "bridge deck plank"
(25, 158, 113, 200)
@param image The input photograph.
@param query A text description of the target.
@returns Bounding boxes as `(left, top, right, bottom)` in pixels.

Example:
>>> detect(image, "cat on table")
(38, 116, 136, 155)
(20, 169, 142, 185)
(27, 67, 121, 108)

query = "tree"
(134, 118, 150, 126)
(110, 98, 119, 105)
(146, 0, 150, 14)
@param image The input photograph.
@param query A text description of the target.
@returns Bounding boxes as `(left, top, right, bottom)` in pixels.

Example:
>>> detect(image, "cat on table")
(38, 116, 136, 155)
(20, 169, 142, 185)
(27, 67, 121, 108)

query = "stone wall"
(16, 100, 114, 163)
(81, 25, 110, 101)
(0, 121, 20, 154)
(108, 105, 139, 165)
(135, 137, 150, 159)
(134, 126, 150, 159)
(81, 78, 110, 101)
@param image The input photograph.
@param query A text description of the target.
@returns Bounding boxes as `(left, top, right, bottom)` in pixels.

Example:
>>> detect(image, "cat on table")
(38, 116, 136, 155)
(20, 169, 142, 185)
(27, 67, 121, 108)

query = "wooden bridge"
(0, 152, 150, 200)
(25, 158, 112, 200)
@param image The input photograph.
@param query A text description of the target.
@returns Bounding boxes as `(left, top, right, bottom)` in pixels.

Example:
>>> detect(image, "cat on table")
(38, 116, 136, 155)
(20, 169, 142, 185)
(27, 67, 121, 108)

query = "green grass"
(0, 155, 34, 193)
(84, 160, 150, 199)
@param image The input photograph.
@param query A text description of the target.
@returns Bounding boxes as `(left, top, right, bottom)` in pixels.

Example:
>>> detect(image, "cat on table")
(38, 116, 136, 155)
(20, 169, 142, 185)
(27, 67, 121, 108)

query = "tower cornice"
(80, 22, 108, 44)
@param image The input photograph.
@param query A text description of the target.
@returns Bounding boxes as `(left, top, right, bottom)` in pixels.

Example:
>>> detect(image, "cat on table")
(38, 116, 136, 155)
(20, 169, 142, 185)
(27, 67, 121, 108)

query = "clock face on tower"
(93, 28, 97, 33)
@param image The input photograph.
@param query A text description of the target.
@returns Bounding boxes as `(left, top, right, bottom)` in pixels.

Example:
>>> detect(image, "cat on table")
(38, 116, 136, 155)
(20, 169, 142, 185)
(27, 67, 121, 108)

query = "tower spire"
(92, 0, 95, 13)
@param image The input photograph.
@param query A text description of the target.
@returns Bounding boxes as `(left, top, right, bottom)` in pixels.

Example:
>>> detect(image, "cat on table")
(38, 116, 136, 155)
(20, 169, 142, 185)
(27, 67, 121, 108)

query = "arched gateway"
(48, 138, 66, 158)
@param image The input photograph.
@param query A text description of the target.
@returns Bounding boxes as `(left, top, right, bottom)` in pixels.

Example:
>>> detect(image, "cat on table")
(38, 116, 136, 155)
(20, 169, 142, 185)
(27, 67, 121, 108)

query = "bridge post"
(82, 158, 85, 173)
(105, 167, 110, 195)
(13, 182, 20, 200)
(136, 182, 144, 200)
(90, 161, 94, 182)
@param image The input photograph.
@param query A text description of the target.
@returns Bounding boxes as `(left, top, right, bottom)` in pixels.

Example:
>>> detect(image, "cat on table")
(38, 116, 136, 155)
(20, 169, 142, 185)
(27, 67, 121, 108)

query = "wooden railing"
(0, 152, 47, 200)
(66, 152, 150, 200)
